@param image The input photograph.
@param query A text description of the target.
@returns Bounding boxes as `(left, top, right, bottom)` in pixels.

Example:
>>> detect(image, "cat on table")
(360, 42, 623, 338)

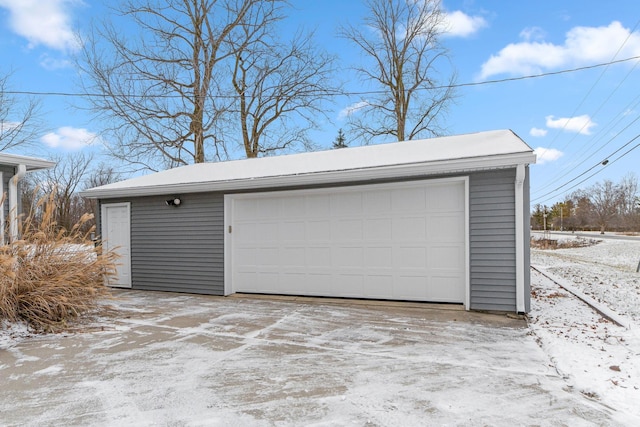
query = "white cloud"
(545, 114, 596, 135)
(529, 127, 548, 137)
(442, 10, 487, 38)
(39, 54, 73, 70)
(338, 101, 369, 120)
(0, 121, 21, 134)
(479, 21, 640, 79)
(519, 26, 546, 42)
(534, 147, 563, 164)
(41, 126, 99, 150)
(0, 0, 81, 52)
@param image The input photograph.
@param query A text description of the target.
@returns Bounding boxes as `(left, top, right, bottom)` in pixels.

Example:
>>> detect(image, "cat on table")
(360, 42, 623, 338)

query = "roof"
(81, 129, 536, 199)
(0, 152, 56, 171)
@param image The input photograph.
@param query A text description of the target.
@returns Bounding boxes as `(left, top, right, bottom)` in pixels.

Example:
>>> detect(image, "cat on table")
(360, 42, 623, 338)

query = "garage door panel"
(429, 213, 465, 241)
(307, 194, 331, 216)
(335, 219, 362, 240)
(428, 245, 464, 270)
(308, 220, 330, 240)
(398, 246, 427, 269)
(366, 275, 394, 299)
(428, 276, 465, 301)
(336, 274, 364, 297)
(392, 187, 426, 211)
(429, 183, 465, 211)
(363, 190, 392, 212)
(258, 247, 279, 265)
(332, 192, 362, 215)
(364, 218, 392, 240)
(280, 221, 305, 241)
(364, 246, 393, 267)
(393, 216, 426, 241)
(308, 247, 331, 266)
(395, 276, 427, 299)
(336, 247, 363, 267)
(230, 179, 466, 304)
(281, 247, 305, 266)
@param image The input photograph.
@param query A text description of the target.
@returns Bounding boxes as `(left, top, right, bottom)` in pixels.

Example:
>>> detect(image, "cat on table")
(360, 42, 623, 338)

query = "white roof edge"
(0, 152, 56, 171)
(81, 151, 536, 199)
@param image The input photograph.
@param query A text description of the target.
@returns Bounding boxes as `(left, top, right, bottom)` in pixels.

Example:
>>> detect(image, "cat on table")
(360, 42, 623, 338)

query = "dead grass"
(530, 236, 601, 250)
(0, 193, 118, 332)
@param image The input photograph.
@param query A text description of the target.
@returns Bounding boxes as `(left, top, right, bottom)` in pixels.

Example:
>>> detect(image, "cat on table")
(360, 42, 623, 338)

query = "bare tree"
(40, 154, 94, 232)
(83, 163, 122, 222)
(585, 180, 621, 234)
(618, 173, 638, 215)
(0, 71, 42, 152)
(79, 0, 268, 170)
(229, 5, 337, 157)
(340, 0, 455, 143)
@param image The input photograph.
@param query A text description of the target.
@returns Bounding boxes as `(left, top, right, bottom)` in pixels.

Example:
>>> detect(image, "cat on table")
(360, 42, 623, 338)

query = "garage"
(226, 179, 467, 304)
(81, 129, 536, 313)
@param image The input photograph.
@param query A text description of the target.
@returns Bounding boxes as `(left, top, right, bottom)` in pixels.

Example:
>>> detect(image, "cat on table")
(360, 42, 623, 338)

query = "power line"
(5, 55, 640, 99)
(532, 132, 640, 204)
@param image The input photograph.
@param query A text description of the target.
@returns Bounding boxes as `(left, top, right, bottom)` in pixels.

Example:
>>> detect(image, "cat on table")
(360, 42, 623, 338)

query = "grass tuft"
(0, 193, 118, 332)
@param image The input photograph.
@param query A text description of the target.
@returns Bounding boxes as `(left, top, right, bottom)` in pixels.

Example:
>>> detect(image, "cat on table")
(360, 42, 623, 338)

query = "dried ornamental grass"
(0, 193, 118, 332)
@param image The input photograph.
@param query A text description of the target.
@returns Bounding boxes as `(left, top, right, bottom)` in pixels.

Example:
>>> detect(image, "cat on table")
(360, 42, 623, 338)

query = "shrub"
(0, 193, 118, 332)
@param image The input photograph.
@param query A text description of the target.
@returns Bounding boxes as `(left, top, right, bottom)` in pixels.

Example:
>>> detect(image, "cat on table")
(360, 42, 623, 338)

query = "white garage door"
(226, 178, 467, 304)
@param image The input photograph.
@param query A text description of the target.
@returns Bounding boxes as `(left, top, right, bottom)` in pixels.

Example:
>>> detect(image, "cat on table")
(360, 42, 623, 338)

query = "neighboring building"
(81, 130, 536, 313)
(0, 153, 56, 244)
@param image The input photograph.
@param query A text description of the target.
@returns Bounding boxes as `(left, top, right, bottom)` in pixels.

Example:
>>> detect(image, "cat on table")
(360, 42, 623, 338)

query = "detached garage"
(81, 129, 536, 313)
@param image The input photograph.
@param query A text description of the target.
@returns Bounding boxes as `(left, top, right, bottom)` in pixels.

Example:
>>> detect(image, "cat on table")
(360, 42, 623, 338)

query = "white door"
(226, 178, 468, 305)
(101, 203, 132, 288)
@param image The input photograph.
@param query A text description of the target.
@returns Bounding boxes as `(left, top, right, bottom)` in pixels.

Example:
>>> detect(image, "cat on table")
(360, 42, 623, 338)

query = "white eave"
(0, 152, 56, 171)
(81, 129, 537, 199)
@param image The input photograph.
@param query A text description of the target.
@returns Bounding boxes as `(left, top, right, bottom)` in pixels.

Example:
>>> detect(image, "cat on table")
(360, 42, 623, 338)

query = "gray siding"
(101, 193, 224, 295)
(469, 168, 517, 311)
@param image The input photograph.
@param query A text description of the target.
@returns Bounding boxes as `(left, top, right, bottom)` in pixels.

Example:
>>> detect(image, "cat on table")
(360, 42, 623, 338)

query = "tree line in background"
(19, 155, 120, 237)
(531, 174, 640, 233)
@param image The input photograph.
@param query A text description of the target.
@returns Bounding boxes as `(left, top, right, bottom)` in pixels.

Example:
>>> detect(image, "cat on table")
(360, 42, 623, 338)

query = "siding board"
(102, 193, 224, 295)
(469, 168, 517, 311)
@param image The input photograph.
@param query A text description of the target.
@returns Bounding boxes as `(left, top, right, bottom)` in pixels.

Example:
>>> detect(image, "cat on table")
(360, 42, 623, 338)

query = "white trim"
(0, 153, 55, 171)
(101, 202, 132, 288)
(223, 194, 233, 296)
(514, 164, 526, 313)
(9, 164, 26, 242)
(224, 176, 470, 308)
(463, 176, 470, 310)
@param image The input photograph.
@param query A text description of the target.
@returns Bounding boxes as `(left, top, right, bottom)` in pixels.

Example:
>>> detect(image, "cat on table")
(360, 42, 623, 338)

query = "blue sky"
(0, 0, 639, 206)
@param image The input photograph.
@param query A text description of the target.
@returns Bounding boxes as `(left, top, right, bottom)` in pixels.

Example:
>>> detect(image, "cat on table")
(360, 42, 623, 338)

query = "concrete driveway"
(0, 291, 621, 426)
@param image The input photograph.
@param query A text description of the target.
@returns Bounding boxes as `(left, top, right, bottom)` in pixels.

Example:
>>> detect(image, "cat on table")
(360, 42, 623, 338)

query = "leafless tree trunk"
(229, 4, 337, 158)
(78, 0, 265, 170)
(40, 154, 94, 233)
(0, 71, 42, 152)
(83, 164, 123, 224)
(587, 180, 621, 234)
(340, 0, 455, 143)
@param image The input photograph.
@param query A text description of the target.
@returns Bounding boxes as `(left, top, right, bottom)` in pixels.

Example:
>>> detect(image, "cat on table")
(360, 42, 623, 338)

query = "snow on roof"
(0, 152, 56, 171)
(82, 129, 536, 198)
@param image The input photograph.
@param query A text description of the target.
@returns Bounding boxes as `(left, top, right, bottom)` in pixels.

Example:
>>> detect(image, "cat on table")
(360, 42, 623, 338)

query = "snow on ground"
(1, 235, 639, 424)
(530, 235, 640, 422)
(531, 233, 640, 322)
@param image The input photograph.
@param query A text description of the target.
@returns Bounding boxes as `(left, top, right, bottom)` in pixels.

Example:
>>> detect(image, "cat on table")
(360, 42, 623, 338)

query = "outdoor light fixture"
(166, 197, 182, 207)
